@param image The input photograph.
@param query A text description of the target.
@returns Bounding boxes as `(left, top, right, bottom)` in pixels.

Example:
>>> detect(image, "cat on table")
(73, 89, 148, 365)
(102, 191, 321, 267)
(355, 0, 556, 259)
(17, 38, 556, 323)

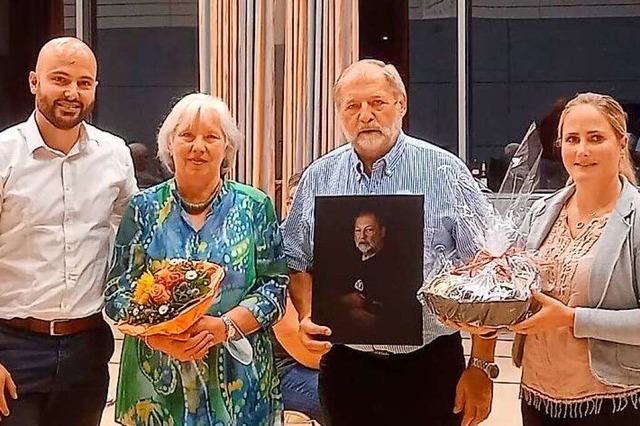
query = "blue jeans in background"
(277, 358, 324, 424)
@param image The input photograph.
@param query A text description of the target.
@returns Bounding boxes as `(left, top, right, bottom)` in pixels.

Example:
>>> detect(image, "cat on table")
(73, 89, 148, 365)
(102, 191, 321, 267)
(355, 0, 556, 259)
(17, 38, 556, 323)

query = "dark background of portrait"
(312, 195, 424, 345)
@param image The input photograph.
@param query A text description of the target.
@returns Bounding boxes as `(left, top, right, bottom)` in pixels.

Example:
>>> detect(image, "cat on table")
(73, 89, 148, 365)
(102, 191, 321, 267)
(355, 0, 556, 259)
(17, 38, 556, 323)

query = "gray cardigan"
(514, 178, 640, 387)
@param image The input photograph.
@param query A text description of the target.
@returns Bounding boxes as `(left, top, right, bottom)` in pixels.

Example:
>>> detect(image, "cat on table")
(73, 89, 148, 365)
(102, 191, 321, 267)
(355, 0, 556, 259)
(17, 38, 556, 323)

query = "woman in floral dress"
(105, 93, 288, 426)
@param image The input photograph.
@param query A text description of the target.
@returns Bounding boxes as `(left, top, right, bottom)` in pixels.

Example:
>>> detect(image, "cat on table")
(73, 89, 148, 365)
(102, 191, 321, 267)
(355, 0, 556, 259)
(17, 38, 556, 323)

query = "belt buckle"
(49, 320, 62, 336)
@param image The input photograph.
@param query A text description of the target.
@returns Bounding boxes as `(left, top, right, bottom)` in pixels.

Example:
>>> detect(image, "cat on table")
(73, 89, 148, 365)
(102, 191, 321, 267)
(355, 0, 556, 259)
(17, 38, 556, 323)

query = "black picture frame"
(312, 194, 424, 345)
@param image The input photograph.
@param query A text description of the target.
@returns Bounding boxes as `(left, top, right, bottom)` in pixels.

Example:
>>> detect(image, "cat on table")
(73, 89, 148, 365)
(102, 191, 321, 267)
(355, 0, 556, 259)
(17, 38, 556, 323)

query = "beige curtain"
(199, 0, 276, 199)
(282, 0, 359, 206)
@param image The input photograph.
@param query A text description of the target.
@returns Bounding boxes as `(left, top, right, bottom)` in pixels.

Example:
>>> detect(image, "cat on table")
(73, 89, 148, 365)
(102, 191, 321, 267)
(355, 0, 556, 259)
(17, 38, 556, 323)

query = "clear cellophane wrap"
(419, 123, 553, 327)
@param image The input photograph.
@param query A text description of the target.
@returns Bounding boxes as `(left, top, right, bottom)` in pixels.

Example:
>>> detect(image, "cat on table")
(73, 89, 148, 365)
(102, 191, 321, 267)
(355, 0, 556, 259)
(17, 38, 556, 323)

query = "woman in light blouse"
(510, 93, 640, 425)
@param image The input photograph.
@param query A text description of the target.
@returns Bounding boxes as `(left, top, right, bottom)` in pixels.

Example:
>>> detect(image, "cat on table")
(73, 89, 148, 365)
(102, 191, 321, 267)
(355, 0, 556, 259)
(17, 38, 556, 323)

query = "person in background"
(128, 142, 163, 189)
(283, 171, 303, 218)
(271, 171, 324, 424)
(538, 99, 570, 190)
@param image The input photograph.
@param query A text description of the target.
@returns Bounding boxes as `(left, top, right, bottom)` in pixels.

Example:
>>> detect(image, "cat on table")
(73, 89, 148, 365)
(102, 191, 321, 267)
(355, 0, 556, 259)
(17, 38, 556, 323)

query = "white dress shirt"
(0, 113, 138, 320)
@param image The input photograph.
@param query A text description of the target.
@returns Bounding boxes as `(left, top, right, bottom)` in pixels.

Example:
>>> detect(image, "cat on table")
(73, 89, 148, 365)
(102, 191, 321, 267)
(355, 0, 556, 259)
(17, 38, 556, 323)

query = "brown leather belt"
(0, 313, 105, 336)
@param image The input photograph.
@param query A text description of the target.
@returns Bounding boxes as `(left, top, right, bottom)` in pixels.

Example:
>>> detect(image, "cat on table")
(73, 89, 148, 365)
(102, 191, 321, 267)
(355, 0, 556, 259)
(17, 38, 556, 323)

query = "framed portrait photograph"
(312, 195, 424, 345)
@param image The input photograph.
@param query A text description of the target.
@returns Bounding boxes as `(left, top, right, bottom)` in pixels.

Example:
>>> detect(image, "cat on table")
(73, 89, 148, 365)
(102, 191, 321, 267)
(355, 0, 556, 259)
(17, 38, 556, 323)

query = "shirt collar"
(24, 111, 92, 156)
(350, 131, 407, 179)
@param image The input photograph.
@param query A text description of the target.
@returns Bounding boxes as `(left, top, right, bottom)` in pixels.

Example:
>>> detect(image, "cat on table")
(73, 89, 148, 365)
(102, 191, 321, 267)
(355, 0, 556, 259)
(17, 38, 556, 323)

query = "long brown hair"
(557, 92, 637, 185)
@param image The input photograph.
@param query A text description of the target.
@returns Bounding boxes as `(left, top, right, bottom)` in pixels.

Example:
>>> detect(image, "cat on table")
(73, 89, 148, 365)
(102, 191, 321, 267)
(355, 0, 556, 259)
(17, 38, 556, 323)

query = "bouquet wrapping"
(117, 258, 225, 337)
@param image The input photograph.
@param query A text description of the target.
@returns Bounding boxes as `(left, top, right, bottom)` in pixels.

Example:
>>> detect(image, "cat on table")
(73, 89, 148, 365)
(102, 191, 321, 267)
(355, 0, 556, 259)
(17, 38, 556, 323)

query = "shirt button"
(66, 245, 71, 251)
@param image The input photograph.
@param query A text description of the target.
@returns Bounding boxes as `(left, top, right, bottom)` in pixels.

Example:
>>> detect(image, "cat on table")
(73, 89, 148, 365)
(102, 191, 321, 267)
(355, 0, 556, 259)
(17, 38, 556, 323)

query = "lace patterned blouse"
(521, 208, 640, 418)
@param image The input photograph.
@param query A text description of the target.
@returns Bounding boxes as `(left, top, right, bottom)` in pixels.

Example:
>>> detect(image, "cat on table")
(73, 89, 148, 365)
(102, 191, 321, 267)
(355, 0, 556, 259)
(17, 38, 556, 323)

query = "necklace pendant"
(575, 221, 585, 230)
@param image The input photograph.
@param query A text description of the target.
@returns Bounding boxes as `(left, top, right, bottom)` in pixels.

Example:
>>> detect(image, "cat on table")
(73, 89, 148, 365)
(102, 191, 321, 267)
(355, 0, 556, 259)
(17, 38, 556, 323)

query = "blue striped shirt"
(282, 132, 490, 353)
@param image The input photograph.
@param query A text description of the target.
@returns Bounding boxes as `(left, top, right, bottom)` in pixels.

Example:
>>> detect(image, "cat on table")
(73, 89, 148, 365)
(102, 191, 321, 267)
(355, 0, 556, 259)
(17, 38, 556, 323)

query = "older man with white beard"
(282, 59, 497, 426)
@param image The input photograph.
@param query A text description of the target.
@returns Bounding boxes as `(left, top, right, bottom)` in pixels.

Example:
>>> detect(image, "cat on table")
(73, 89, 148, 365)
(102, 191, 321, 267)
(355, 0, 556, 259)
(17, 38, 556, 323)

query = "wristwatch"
(220, 315, 237, 341)
(469, 357, 500, 379)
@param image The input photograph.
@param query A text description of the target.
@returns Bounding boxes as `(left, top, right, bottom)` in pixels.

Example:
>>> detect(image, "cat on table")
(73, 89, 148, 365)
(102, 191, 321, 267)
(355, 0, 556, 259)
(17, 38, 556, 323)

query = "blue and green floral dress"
(105, 179, 288, 426)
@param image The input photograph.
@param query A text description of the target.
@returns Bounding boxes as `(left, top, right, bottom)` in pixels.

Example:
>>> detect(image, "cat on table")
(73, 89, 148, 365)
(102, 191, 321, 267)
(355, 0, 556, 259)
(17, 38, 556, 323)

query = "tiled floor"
(101, 330, 522, 425)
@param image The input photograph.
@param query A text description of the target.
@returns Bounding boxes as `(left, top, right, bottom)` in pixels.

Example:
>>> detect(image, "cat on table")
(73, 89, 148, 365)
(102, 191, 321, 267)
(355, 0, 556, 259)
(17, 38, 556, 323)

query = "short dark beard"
(37, 97, 94, 130)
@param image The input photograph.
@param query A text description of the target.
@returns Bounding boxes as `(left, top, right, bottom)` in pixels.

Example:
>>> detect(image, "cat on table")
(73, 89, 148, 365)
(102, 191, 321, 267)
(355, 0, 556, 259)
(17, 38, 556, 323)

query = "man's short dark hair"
(287, 171, 303, 191)
(354, 210, 385, 229)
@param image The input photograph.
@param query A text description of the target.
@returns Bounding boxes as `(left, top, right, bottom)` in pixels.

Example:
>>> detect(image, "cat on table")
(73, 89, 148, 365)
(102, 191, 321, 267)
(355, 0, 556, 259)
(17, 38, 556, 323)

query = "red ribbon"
(451, 247, 523, 279)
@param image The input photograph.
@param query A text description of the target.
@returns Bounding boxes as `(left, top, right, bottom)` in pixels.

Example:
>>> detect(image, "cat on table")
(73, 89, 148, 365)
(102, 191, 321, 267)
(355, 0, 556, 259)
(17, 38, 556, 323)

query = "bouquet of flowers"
(419, 123, 548, 327)
(117, 258, 225, 337)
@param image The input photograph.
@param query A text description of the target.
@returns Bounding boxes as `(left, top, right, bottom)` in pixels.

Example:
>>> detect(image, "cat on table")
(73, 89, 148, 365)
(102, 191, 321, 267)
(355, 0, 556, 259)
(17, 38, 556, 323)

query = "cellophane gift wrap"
(419, 123, 551, 328)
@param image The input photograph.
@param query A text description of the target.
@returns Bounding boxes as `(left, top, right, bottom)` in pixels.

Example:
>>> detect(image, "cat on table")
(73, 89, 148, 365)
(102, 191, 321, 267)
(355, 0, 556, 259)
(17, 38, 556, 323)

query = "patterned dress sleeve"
(238, 196, 289, 329)
(105, 197, 147, 321)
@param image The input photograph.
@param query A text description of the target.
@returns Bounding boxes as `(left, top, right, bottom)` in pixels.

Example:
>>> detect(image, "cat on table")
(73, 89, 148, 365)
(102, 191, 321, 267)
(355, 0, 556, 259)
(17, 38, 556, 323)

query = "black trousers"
(0, 321, 114, 426)
(522, 399, 640, 426)
(319, 333, 465, 426)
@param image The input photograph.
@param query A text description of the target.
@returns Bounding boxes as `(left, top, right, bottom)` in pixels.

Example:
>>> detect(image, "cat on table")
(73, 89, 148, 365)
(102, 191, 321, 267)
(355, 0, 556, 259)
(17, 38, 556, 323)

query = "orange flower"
(166, 272, 183, 288)
(149, 284, 171, 304)
(154, 268, 172, 286)
(195, 263, 215, 275)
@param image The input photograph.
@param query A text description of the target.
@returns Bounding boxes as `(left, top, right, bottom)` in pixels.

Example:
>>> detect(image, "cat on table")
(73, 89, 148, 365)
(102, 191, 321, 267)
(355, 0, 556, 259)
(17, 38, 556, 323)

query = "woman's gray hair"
(157, 93, 242, 177)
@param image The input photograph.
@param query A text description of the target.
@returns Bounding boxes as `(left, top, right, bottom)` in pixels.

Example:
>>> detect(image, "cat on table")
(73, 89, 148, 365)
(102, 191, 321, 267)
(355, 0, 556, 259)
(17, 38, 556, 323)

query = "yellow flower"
(133, 272, 155, 304)
(139, 272, 156, 287)
(138, 293, 150, 305)
(150, 259, 169, 271)
(135, 400, 154, 421)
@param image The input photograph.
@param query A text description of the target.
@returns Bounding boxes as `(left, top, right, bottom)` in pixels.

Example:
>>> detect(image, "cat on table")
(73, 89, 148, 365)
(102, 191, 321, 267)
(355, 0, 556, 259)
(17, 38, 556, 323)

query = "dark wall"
(93, 27, 198, 149)
(0, 0, 9, 125)
(0, 0, 64, 130)
(409, 16, 640, 161)
(359, 0, 410, 128)
(408, 18, 457, 154)
(470, 17, 640, 162)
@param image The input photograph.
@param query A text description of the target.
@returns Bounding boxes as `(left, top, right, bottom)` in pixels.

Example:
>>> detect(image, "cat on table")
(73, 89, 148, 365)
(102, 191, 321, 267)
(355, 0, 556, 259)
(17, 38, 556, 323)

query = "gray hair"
(333, 59, 407, 105)
(157, 93, 242, 177)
